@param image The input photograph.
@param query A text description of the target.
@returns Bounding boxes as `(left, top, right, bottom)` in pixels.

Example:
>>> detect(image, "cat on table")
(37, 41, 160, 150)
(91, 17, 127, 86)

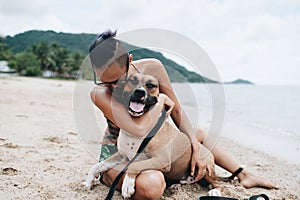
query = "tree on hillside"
(0, 37, 13, 60)
(29, 42, 84, 78)
(13, 52, 41, 76)
(66, 51, 85, 77)
(31, 42, 53, 71)
(49, 43, 69, 75)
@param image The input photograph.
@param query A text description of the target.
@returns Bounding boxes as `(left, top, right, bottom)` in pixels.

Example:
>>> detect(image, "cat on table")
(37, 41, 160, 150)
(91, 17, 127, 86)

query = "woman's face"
(94, 61, 127, 87)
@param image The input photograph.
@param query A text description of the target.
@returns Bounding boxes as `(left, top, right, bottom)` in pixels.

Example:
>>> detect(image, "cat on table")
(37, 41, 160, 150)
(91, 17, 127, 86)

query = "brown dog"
(86, 73, 222, 198)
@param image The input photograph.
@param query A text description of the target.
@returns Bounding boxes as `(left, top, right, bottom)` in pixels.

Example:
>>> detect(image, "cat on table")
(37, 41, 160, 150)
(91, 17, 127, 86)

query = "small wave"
(245, 121, 299, 139)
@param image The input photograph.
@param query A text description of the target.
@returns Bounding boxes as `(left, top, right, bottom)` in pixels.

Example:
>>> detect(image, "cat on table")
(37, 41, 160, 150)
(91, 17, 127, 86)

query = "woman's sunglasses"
(93, 55, 140, 86)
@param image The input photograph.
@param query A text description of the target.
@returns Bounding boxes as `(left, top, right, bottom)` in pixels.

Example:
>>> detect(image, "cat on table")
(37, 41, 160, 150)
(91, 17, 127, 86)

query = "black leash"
(218, 167, 244, 182)
(105, 107, 167, 200)
(199, 193, 269, 200)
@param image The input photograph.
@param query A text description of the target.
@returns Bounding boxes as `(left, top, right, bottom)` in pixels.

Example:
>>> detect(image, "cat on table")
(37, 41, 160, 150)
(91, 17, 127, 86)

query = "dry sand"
(0, 76, 299, 200)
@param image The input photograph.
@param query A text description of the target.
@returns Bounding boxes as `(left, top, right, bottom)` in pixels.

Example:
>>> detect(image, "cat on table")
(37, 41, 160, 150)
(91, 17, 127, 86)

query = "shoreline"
(222, 121, 300, 165)
(0, 77, 299, 199)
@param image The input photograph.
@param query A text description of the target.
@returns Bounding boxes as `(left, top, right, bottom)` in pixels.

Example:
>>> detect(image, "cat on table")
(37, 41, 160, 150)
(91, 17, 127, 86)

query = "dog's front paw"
(122, 174, 136, 198)
(85, 163, 102, 190)
(85, 173, 99, 190)
(207, 188, 221, 196)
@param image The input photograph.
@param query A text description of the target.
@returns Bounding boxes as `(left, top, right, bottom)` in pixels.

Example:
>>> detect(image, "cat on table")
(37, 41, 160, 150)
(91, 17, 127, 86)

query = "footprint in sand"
(67, 131, 77, 136)
(1, 167, 18, 175)
(43, 136, 65, 144)
(0, 138, 6, 146)
(15, 114, 29, 118)
(1, 143, 20, 149)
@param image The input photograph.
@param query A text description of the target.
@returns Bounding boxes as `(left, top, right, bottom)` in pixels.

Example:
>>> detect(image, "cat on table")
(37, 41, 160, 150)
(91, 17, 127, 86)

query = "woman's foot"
(238, 169, 279, 189)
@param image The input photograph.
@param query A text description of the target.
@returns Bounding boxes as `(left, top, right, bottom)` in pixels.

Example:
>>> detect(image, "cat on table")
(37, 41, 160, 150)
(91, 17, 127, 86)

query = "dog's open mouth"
(129, 100, 145, 117)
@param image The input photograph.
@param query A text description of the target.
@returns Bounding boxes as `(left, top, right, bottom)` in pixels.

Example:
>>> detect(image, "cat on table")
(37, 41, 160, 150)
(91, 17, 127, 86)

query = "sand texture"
(0, 77, 299, 199)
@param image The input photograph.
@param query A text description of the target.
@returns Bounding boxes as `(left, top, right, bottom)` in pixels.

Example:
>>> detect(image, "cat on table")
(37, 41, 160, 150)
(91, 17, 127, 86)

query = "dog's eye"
(130, 76, 139, 85)
(146, 82, 158, 89)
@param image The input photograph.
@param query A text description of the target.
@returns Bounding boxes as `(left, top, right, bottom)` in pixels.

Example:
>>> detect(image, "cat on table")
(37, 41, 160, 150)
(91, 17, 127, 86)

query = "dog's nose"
(134, 88, 146, 98)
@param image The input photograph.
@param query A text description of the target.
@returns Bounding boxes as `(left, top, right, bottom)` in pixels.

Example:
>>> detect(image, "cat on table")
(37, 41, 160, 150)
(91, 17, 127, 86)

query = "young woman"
(89, 29, 278, 200)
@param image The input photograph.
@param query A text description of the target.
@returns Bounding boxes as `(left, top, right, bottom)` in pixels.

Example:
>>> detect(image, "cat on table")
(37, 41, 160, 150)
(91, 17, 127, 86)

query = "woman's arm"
(111, 93, 174, 137)
(91, 86, 173, 137)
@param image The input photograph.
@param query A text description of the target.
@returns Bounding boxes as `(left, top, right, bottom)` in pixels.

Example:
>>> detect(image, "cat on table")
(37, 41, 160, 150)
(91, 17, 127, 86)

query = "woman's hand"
(190, 141, 212, 181)
(157, 93, 175, 116)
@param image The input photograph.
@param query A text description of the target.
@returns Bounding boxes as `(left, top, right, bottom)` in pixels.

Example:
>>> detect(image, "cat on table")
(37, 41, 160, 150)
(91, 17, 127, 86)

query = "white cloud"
(208, 11, 300, 84)
(0, 0, 56, 16)
(0, 0, 299, 84)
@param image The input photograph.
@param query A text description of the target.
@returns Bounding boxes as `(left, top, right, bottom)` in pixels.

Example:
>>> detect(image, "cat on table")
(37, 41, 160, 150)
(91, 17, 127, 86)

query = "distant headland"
(224, 79, 254, 85)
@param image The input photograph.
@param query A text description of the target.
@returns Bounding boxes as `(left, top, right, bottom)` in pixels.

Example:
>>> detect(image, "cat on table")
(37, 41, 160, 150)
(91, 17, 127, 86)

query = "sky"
(0, 0, 300, 85)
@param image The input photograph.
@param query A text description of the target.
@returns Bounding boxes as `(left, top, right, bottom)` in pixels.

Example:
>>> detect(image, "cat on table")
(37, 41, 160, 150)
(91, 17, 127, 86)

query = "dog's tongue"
(129, 101, 145, 112)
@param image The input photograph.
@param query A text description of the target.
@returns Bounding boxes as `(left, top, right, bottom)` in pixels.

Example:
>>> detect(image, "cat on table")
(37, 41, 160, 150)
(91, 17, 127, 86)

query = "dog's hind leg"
(86, 152, 125, 189)
(122, 156, 170, 198)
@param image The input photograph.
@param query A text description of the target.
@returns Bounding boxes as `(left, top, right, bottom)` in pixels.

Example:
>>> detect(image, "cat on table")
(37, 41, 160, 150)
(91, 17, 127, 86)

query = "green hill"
(5, 30, 95, 54)
(4, 30, 217, 83)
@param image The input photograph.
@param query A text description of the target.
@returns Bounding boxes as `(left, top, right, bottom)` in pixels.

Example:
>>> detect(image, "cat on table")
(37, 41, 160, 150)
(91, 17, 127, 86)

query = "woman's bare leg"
(102, 169, 166, 200)
(196, 128, 279, 189)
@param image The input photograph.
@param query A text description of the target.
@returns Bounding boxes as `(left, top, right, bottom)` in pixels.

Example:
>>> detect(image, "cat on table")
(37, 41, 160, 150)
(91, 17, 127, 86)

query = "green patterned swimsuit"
(99, 118, 120, 162)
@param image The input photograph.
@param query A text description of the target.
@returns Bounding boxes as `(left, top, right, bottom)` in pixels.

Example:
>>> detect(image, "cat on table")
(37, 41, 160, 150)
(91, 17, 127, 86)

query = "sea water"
(173, 83, 300, 164)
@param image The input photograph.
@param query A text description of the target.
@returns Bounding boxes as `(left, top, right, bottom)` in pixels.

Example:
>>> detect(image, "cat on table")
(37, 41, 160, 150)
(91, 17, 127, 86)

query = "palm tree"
(31, 42, 53, 71)
(49, 43, 69, 76)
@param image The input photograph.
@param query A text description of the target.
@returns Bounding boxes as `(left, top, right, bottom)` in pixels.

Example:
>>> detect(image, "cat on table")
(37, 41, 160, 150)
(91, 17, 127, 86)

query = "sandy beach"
(0, 76, 299, 200)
